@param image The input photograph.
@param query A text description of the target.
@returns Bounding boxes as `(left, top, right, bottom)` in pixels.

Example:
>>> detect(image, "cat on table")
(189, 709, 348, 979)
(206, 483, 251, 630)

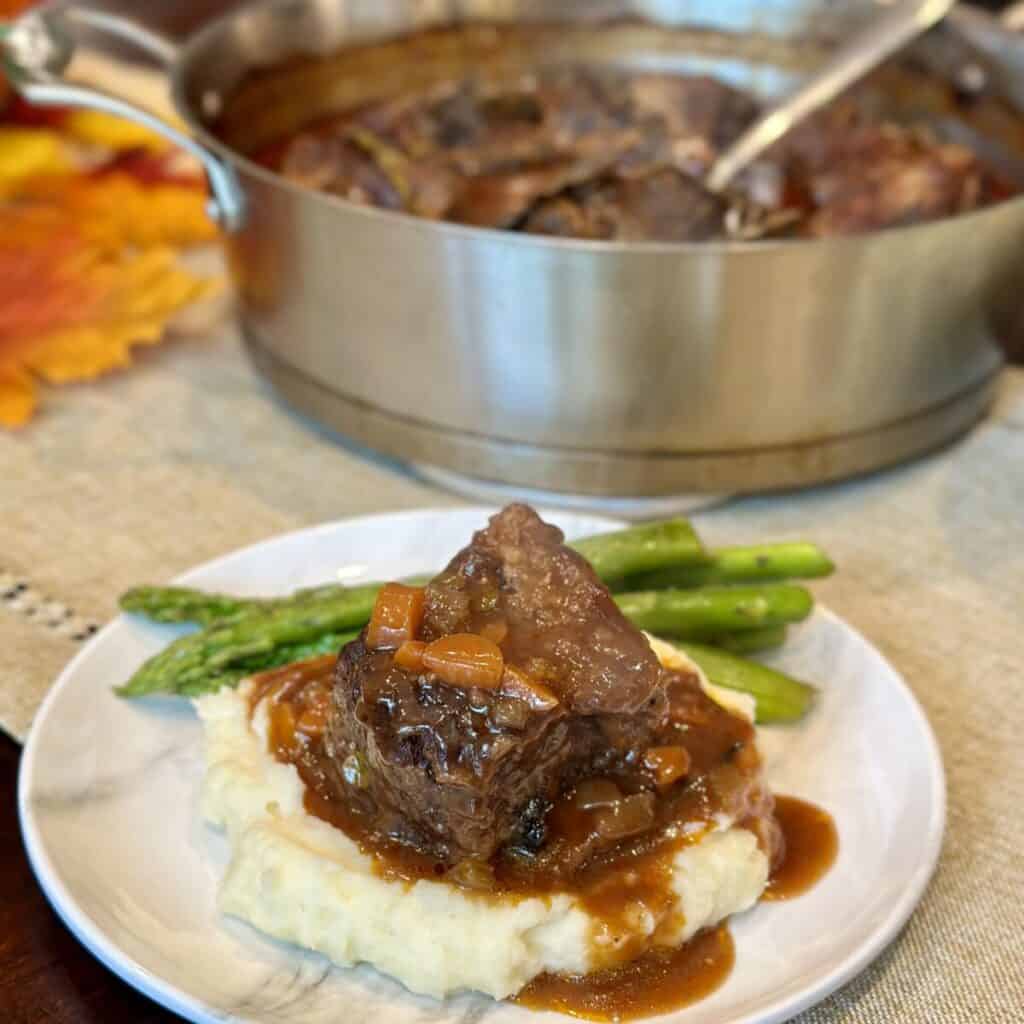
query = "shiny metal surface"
(707, 0, 960, 190)
(10, 0, 1022, 496)
(247, 328, 999, 494)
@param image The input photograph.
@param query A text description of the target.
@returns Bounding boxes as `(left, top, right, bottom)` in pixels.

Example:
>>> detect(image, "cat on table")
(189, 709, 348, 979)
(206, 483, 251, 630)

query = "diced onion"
(572, 778, 624, 811)
(592, 792, 656, 839)
(447, 858, 495, 890)
(642, 745, 692, 787)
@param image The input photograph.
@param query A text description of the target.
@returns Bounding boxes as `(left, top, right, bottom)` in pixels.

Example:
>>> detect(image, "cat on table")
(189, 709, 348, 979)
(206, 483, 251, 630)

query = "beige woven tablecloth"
(1, 326, 1021, 1021)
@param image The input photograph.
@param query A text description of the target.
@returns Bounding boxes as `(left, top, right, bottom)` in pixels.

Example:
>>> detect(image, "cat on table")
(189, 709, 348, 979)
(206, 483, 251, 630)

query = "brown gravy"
(245, 659, 838, 1020)
(516, 926, 734, 1022)
(764, 795, 839, 901)
(518, 795, 838, 1020)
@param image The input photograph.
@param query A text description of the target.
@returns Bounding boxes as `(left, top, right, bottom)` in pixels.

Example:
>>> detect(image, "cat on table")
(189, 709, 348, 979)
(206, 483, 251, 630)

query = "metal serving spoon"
(706, 0, 960, 192)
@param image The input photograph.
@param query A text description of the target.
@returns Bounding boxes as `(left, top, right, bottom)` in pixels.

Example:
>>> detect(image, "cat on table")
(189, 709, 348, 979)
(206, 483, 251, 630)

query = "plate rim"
(17, 507, 947, 1024)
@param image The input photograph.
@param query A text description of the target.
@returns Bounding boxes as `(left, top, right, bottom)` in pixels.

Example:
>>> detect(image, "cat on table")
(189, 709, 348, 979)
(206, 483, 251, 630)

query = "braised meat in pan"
(258, 51, 1016, 241)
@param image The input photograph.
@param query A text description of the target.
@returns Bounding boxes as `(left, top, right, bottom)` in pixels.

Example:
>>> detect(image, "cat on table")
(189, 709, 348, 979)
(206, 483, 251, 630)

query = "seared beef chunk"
(280, 134, 404, 209)
(328, 638, 581, 861)
(325, 504, 670, 865)
(780, 115, 988, 236)
(524, 166, 728, 241)
(521, 195, 599, 238)
(448, 156, 614, 229)
(627, 73, 759, 155)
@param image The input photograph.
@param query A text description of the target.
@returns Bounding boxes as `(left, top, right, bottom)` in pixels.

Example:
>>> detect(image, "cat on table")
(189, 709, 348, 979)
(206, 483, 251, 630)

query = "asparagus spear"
(237, 629, 359, 672)
(680, 642, 816, 723)
(637, 624, 788, 650)
(173, 630, 361, 697)
(116, 598, 372, 697)
(614, 584, 813, 636)
(119, 585, 258, 625)
(620, 542, 834, 591)
(570, 518, 706, 583)
(704, 625, 787, 655)
(119, 581, 385, 626)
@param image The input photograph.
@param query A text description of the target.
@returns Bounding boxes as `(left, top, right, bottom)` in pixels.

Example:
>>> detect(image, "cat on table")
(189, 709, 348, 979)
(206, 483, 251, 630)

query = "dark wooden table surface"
(0, 732, 180, 1023)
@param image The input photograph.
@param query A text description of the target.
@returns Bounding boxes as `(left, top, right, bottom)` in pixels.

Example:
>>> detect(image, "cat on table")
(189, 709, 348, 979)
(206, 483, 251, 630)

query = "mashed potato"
(196, 641, 768, 1001)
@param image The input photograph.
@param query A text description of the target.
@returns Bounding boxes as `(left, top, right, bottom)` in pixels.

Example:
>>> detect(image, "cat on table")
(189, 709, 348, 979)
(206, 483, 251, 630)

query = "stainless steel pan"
(6, 0, 1024, 496)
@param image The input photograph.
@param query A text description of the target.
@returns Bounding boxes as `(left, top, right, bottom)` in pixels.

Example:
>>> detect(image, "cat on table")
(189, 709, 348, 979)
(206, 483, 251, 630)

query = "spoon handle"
(706, 0, 959, 192)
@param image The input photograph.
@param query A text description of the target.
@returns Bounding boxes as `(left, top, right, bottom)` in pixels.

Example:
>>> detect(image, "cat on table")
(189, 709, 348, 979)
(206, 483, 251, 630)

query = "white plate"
(19, 507, 945, 1024)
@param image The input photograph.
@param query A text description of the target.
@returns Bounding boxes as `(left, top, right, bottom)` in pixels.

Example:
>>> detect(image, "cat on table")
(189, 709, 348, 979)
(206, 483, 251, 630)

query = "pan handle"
(1, 5, 244, 231)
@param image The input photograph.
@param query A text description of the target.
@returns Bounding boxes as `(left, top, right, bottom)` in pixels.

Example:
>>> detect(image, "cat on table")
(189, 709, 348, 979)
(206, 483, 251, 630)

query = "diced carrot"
(394, 639, 427, 672)
(366, 583, 425, 650)
(422, 633, 504, 689)
(499, 665, 559, 710)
